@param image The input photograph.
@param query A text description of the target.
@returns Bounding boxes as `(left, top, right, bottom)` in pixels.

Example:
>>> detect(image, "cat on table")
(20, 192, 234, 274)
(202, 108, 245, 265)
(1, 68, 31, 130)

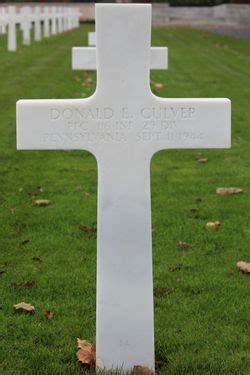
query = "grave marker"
(44, 7, 50, 38)
(51, 7, 57, 35)
(0, 8, 7, 34)
(58, 7, 64, 34)
(17, 4, 231, 372)
(7, 6, 16, 51)
(34, 6, 42, 41)
(21, 6, 31, 46)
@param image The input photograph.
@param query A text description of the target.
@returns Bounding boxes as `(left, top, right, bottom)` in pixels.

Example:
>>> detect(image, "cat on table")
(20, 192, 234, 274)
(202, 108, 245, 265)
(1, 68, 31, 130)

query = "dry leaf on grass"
(176, 277, 184, 283)
(11, 281, 35, 288)
(20, 239, 30, 246)
(205, 221, 221, 229)
(32, 256, 42, 262)
(236, 261, 250, 274)
(133, 365, 153, 374)
(154, 83, 166, 89)
(79, 225, 97, 234)
(14, 302, 35, 313)
(43, 310, 54, 319)
(169, 264, 190, 272)
(196, 197, 203, 203)
(154, 287, 172, 297)
(76, 338, 96, 368)
(197, 158, 208, 163)
(33, 199, 50, 206)
(216, 187, 243, 195)
(177, 241, 192, 248)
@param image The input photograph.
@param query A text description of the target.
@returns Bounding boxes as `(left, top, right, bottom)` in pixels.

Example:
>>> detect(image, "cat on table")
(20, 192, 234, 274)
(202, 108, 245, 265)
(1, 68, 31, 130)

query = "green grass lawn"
(0, 25, 249, 374)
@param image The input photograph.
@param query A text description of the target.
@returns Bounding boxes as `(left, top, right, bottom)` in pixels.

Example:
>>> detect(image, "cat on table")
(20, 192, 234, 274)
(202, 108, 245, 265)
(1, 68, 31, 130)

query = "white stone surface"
(81, 31, 168, 70)
(44, 6, 50, 38)
(72, 46, 168, 70)
(16, 4, 231, 372)
(58, 7, 64, 33)
(34, 6, 41, 41)
(20, 6, 31, 46)
(51, 6, 57, 35)
(7, 6, 16, 51)
(88, 31, 96, 46)
(72, 47, 168, 70)
(0, 8, 7, 34)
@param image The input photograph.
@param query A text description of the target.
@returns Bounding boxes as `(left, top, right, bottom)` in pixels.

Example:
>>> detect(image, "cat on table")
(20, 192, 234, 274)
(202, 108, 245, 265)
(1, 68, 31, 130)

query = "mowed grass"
(0, 24, 249, 374)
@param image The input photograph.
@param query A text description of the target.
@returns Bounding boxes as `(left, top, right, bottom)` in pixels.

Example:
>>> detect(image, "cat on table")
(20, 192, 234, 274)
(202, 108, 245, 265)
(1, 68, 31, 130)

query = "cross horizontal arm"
(72, 46, 168, 70)
(145, 98, 231, 155)
(16, 99, 101, 155)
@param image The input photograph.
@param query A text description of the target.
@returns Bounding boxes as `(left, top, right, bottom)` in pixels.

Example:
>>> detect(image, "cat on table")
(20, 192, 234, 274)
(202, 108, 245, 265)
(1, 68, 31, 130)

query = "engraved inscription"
(43, 106, 203, 145)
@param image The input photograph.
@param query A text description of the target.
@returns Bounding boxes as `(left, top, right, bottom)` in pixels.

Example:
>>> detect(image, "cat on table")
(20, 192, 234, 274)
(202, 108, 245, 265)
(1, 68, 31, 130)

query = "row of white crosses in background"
(17, 4, 231, 373)
(0, 6, 80, 51)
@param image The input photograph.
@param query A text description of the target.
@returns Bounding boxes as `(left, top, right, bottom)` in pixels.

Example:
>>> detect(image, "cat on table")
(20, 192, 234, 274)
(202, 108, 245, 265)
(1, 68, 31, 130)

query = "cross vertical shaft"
(94, 6, 155, 370)
(96, 153, 154, 371)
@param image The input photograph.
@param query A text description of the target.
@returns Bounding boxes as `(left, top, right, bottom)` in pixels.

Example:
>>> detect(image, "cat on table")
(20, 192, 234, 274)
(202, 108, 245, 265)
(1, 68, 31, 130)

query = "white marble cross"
(17, 4, 231, 373)
(58, 7, 64, 34)
(0, 8, 7, 35)
(73, 32, 168, 71)
(43, 7, 50, 38)
(34, 6, 42, 42)
(51, 6, 58, 35)
(7, 6, 17, 52)
(20, 6, 32, 46)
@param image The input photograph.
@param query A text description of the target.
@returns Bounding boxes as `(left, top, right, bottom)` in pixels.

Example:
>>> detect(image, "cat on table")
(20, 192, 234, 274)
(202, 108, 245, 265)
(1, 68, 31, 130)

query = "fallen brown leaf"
(32, 256, 42, 262)
(216, 187, 243, 195)
(205, 221, 221, 229)
(14, 302, 35, 313)
(236, 261, 250, 274)
(154, 287, 172, 297)
(76, 338, 96, 368)
(133, 365, 153, 374)
(79, 225, 97, 234)
(82, 77, 94, 88)
(195, 197, 203, 203)
(153, 82, 166, 89)
(11, 281, 35, 288)
(169, 263, 190, 272)
(197, 158, 208, 163)
(20, 239, 30, 246)
(34, 199, 50, 206)
(43, 310, 54, 319)
(169, 264, 183, 272)
(176, 277, 184, 283)
(177, 241, 192, 248)
(190, 207, 198, 213)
